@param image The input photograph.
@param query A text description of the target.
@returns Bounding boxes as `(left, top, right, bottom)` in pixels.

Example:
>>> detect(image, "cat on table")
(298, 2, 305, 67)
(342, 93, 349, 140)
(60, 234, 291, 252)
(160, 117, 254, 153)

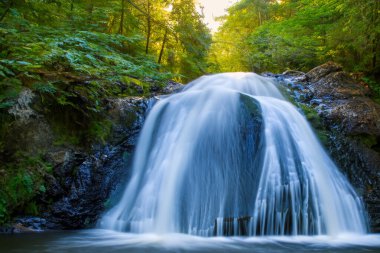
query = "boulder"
(306, 61, 343, 83)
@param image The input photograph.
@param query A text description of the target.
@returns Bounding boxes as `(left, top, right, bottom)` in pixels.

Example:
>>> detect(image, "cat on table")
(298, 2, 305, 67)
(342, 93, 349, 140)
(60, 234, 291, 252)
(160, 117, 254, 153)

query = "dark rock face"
(5, 89, 54, 155)
(2, 81, 181, 230)
(39, 97, 155, 229)
(279, 62, 380, 232)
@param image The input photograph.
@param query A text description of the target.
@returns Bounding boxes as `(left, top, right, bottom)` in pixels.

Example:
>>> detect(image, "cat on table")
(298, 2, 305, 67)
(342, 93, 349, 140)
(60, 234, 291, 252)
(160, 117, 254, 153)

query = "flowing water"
(3, 73, 379, 253)
(100, 73, 367, 236)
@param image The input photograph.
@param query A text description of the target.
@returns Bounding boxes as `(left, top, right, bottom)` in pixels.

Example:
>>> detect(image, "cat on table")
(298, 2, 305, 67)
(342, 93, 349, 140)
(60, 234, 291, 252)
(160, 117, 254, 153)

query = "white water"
(100, 73, 368, 236)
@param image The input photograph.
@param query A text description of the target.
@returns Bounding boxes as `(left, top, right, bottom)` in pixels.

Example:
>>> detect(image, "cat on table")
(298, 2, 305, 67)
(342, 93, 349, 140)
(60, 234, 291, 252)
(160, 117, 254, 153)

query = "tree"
(209, 0, 380, 75)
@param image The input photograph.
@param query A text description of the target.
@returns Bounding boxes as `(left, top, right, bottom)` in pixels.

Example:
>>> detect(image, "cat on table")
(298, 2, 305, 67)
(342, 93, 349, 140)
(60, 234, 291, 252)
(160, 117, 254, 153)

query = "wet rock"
(43, 143, 136, 229)
(325, 98, 380, 136)
(105, 97, 152, 146)
(0, 217, 47, 234)
(37, 97, 153, 229)
(14, 217, 47, 231)
(162, 80, 184, 94)
(147, 80, 183, 95)
(12, 224, 36, 233)
(0, 226, 15, 234)
(277, 62, 380, 232)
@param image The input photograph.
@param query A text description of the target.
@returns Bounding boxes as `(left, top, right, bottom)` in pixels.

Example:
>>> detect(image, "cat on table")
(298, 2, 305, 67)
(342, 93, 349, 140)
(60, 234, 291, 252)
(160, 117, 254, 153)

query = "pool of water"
(1, 230, 380, 253)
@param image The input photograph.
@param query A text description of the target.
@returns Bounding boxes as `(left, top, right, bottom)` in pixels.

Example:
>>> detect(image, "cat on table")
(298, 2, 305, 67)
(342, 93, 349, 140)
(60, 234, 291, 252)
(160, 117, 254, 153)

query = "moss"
(353, 134, 377, 149)
(88, 119, 113, 144)
(0, 153, 53, 225)
(296, 103, 330, 146)
(362, 76, 380, 105)
(298, 104, 321, 127)
(24, 202, 39, 216)
(121, 76, 153, 97)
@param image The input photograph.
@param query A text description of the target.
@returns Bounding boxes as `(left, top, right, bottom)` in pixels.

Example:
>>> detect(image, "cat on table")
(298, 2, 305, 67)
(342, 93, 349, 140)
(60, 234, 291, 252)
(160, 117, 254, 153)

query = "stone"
(306, 61, 343, 83)
(162, 80, 184, 94)
(46, 150, 70, 166)
(278, 62, 380, 232)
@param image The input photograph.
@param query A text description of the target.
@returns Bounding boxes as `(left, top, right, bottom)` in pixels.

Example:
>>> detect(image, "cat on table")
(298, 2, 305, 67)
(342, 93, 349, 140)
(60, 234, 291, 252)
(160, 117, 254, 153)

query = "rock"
(44, 143, 136, 229)
(4, 89, 54, 155)
(1, 78, 182, 230)
(105, 97, 152, 146)
(303, 64, 379, 136)
(0, 217, 46, 234)
(306, 61, 343, 83)
(149, 80, 184, 95)
(12, 224, 35, 233)
(46, 150, 71, 166)
(0, 226, 15, 234)
(35, 97, 154, 229)
(162, 80, 184, 94)
(278, 62, 380, 232)
(282, 70, 305, 77)
(14, 217, 47, 231)
(309, 71, 370, 99)
(325, 98, 380, 136)
(8, 89, 36, 122)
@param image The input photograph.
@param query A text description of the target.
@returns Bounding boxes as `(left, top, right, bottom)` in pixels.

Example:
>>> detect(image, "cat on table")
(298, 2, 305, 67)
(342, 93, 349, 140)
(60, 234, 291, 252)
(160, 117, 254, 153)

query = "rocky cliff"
(277, 62, 380, 232)
(0, 80, 183, 232)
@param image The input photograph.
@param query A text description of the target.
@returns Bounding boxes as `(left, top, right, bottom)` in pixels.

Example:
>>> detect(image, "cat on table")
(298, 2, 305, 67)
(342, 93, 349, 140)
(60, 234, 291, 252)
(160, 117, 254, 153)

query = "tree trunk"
(158, 28, 168, 64)
(258, 11, 262, 26)
(108, 16, 116, 33)
(119, 0, 125, 34)
(0, 1, 13, 23)
(145, 0, 151, 54)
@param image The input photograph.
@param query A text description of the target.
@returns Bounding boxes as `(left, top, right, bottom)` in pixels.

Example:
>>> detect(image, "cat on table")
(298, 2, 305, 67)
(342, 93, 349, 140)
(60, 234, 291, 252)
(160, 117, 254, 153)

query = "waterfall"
(100, 73, 368, 236)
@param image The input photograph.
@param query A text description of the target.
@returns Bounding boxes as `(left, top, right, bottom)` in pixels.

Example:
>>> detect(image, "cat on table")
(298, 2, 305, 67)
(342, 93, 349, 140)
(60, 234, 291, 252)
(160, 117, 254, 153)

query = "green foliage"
(166, 0, 212, 81)
(89, 119, 113, 144)
(209, 0, 380, 75)
(0, 0, 211, 140)
(355, 134, 378, 149)
(0, 77, 22, 109)
(32, 82, 57, 94)
(363, 77, 380, 104)
(0, 153, 52, 224)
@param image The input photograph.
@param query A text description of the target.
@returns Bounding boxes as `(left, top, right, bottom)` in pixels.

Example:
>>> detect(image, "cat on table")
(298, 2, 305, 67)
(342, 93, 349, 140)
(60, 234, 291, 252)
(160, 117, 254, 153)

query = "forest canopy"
(0, 0, 211, 100)
(0, 0, 379, 111)
(209, 0, 380, 77)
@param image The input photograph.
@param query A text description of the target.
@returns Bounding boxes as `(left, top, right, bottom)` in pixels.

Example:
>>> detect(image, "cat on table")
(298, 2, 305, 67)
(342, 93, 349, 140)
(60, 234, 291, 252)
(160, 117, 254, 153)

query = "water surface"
(1, 230, 380, 253)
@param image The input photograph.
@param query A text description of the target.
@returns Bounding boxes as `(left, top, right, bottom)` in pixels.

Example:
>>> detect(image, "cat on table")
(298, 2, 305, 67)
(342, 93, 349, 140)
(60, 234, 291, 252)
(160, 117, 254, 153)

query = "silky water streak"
(100, 73, 368, 236)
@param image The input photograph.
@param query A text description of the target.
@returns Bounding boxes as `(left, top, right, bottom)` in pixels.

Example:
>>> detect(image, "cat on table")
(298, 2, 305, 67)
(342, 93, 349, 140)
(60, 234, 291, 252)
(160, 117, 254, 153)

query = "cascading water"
(100, 73, 368, 236)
